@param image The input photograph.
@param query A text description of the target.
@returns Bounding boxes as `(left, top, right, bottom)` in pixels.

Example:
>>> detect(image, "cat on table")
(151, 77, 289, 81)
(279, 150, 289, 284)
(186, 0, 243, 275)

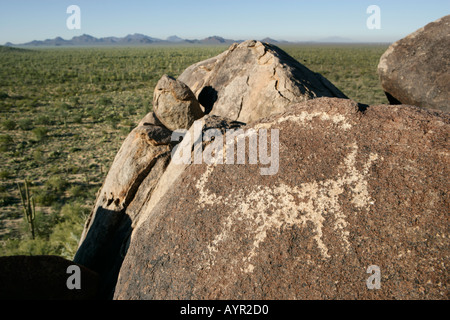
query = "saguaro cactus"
(17, 179, 36, 239)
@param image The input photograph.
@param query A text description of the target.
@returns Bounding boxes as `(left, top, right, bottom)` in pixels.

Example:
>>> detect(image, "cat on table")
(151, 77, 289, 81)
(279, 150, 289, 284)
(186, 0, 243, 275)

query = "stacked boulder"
(74, 74, 204, 298)
(152, 74, 204, 131)
(74, 40, 348, 299)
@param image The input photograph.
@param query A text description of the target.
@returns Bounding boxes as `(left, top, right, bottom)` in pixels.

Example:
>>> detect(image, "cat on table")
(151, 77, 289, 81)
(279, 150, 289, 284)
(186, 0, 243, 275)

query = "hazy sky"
(0, 0, 449, 44)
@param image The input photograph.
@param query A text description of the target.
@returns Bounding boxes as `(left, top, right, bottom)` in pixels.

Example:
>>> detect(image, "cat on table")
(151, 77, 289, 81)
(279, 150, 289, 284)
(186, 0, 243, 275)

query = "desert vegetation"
(0, 43, 389, 259)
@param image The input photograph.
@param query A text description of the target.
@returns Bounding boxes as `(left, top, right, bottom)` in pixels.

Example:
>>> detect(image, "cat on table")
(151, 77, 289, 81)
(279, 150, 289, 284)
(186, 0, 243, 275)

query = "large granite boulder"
(378, 15, 450, 112)
(178, 40, 348, 123)
(114, 98, 449, 300)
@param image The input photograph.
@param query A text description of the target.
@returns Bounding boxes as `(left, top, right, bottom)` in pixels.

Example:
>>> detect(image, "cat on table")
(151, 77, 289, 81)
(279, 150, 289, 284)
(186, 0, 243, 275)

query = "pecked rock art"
(197, 142, 380, 274)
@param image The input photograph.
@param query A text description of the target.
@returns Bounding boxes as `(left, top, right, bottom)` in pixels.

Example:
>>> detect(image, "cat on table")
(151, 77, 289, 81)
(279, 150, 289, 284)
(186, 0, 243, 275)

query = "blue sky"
(0, 0, 449, 44)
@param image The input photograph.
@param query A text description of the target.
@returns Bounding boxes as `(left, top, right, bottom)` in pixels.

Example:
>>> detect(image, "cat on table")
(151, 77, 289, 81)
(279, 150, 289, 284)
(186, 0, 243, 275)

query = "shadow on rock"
(0, 255, 99, 300)
(198, 86, 218, 114)
(74, 206, 131, 299)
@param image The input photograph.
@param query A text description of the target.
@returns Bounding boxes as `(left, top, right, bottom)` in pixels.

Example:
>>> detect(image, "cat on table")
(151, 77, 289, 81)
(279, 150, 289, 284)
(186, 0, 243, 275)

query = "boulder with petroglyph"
(114, 97, 449, 299)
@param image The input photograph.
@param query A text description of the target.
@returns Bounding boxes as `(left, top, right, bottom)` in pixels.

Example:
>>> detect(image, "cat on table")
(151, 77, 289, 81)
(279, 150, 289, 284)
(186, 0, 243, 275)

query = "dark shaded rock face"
(0, 255, 99, 300)
(378, 15, 450, 112)
(178, 40, 348, 123)
(114, 98, 449, 300)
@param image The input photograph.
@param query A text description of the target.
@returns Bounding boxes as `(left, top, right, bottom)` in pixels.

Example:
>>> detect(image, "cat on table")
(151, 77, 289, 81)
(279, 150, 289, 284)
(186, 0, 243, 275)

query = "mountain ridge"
(6, 34, 238, 47)
(4, 33, 366, 47)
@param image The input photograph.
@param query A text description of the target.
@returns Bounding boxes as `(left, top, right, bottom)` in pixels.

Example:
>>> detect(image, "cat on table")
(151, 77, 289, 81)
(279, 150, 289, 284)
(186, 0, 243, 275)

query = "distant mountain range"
(4, 33, 364, 47)
(5, 34, 241, 47)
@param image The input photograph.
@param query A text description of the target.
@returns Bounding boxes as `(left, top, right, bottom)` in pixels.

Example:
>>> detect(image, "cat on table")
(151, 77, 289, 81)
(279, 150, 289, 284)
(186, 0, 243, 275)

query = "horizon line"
(3, 33, 394, 46)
